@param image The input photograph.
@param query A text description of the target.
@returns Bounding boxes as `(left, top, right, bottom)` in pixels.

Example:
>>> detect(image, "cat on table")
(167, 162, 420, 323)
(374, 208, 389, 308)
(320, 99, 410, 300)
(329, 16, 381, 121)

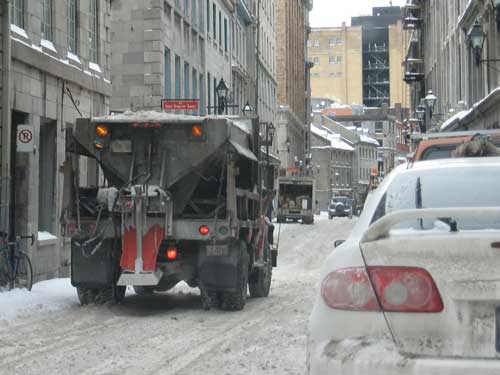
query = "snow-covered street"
(0, 216, 354, 375)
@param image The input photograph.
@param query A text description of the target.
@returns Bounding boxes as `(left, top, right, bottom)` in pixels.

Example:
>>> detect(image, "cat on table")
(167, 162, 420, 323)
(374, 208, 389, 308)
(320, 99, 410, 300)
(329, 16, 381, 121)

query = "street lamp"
(285, 137, 291, 153)
(216, 78, 229, 114)
(467, 19, 486, 65)
(424, 90, 437, 118)
(242, 101, 253, 116)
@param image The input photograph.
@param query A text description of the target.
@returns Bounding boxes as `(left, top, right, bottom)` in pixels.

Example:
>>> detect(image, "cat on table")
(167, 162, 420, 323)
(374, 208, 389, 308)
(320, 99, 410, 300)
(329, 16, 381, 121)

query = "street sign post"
(16, 125, 34, 153)
(161, 99, 199, 111)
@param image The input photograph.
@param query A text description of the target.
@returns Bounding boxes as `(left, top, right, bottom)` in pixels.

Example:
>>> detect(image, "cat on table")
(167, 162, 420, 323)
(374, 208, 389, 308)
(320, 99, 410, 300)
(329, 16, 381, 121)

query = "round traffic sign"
(18, 129, 32, 144)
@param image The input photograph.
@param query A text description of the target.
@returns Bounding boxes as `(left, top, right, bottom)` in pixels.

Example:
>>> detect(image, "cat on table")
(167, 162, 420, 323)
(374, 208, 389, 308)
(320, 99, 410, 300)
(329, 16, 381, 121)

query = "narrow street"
(0, 216, 355, 375)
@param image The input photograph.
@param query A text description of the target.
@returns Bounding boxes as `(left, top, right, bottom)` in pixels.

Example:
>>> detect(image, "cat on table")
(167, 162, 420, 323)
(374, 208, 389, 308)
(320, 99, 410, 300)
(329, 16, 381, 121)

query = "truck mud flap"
(71, 237, 116, 288)
(198, 243, 240, 292)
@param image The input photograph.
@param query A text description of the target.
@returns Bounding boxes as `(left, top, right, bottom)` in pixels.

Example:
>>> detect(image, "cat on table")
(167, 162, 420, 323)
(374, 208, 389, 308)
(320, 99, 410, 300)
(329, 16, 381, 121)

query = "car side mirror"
(334, 240, 345, 248)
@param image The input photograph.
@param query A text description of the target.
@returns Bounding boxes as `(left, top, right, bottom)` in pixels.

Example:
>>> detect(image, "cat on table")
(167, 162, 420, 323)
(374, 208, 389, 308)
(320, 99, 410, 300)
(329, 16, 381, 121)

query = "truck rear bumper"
(117, 269, 163, 286)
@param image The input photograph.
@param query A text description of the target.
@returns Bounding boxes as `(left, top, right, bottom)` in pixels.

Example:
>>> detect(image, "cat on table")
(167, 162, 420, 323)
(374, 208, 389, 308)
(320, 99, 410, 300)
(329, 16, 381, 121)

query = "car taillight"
(368, 266, 443, 313)
(199, 225, 210, 236)
(321, 266, 443, 313)
(321, 268, 379, 311)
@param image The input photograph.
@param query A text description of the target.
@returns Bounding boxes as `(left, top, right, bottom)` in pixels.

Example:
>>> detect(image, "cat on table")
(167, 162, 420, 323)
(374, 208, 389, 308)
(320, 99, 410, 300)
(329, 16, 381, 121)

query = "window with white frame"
(10, 0, 24, 28)
(67, 0, 78, 53)
(89, 0, 98, 62)
(42, 0, 53, 41)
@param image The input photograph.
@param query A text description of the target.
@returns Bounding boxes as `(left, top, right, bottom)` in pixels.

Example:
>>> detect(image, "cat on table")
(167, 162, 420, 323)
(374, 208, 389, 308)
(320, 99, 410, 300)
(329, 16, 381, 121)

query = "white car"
(308, 157, 500, 375)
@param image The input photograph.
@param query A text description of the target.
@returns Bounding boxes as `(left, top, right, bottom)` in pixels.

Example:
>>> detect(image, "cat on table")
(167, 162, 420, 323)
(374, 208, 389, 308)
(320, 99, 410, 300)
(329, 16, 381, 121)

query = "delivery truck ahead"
(276, 177, 315, 224)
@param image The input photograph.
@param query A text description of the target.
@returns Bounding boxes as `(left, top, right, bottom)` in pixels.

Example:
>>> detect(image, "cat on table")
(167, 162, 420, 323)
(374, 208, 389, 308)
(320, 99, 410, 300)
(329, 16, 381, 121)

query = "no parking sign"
(17, 125, 34, 153)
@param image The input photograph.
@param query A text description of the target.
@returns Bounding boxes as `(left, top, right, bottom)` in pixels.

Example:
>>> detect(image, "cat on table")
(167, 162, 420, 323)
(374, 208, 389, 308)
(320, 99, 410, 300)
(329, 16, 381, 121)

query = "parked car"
(308, 157, 500, 375)
(412, 129, 500, 161)
(328, 197, 353, 219)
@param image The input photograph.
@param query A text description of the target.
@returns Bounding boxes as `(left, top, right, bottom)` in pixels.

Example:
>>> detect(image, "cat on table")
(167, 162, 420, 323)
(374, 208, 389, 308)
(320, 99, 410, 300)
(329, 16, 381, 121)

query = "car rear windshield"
(373, 165, 500, 230)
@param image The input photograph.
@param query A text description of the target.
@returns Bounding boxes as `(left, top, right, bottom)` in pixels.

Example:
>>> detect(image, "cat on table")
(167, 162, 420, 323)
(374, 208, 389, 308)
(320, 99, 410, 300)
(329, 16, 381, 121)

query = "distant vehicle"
(412, 129, 500, 161)
(328, 197, 353, 219)
(308, 157, 500, 375)
(277, 177, 315, 224)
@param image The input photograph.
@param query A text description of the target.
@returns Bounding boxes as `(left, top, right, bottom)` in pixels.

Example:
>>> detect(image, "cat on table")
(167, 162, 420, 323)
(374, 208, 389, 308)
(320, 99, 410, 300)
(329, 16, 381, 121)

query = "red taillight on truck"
(321, 266, 443, 313)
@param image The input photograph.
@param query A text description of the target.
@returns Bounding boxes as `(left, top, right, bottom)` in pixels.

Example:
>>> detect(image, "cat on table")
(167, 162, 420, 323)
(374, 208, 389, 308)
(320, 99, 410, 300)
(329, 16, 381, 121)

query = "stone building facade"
(275, 0, 312, 170)
(0, 0, 111, 281)
(405, 0, 500, 131)
(311, 124, 354, 211)
(313, 114, 378, 204)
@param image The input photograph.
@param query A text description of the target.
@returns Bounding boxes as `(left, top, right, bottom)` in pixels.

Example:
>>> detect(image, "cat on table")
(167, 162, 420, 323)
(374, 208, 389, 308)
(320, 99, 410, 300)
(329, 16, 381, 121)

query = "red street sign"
(162, 99, 199, 111)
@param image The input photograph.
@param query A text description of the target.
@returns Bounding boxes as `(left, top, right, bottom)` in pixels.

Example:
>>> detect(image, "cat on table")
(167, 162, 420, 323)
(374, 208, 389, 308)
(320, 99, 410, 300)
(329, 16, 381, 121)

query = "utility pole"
(254, 0, 260, 116)
(1, 0, 12, 235)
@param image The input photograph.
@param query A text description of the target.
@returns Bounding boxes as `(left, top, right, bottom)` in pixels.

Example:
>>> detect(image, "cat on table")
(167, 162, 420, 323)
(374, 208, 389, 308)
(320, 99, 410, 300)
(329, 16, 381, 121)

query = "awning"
(228, 140, 258, 162)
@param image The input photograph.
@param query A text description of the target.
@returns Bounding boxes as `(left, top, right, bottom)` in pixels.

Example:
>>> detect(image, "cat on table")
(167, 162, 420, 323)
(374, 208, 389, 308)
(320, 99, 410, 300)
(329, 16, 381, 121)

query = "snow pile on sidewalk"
(0, 278, 76, 321)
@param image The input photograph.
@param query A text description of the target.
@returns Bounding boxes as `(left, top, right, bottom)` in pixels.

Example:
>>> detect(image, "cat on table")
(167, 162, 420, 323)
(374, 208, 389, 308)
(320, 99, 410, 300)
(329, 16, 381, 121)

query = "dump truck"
(276, 177, 315, 224)
(64, 111, 277, 311)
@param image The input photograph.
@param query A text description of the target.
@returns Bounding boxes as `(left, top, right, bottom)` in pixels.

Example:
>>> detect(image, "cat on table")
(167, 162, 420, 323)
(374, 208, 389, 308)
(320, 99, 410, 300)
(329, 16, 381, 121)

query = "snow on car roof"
(399, 156, 500, 173)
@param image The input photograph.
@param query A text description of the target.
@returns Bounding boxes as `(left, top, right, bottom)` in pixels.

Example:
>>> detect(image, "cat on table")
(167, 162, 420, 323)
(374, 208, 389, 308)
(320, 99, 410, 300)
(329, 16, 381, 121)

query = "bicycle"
(0, 232, 34, 291)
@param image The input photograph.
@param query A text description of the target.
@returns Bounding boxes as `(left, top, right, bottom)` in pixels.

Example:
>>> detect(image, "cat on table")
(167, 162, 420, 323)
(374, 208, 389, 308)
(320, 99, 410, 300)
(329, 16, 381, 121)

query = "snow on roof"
(439, 110, 471, 132)
(311, 124, 355, 151)
(94, 110, 206, 122)
(359, 134, 380, 146)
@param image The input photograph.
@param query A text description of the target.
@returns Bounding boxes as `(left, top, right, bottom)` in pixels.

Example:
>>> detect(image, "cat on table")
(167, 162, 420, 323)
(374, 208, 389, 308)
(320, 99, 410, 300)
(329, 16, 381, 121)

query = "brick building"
(275, 0, 312, 170)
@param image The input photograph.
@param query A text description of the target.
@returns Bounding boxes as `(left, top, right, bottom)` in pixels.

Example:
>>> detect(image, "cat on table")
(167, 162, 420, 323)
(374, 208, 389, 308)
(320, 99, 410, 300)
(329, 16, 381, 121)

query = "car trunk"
(361, 229, 500, 359)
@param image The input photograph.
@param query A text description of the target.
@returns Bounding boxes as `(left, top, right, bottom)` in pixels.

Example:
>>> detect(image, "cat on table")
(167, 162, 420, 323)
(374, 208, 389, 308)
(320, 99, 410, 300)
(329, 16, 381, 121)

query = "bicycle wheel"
(0, 253, 12, 290)
(13, 252, 33, 291)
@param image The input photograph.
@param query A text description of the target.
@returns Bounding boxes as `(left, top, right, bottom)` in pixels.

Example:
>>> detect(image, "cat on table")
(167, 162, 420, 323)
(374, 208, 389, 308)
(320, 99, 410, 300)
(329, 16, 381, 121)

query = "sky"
(310, 0, 407, 28)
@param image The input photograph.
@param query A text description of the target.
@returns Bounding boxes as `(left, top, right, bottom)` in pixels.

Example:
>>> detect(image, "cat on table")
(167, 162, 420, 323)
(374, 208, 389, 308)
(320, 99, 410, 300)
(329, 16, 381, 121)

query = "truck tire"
(133, 286, 155, 296)
(303, 216, 314, 225)
(220, 241, 249, 311)
(277, 216, 284, 223)
(249, 242, 272, 298)
(77, 287, 94, 305)
(113, 285, 127, 303)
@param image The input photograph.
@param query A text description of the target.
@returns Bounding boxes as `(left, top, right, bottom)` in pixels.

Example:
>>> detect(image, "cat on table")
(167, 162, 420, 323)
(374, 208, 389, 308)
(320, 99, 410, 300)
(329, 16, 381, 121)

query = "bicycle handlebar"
(17, 234, 36, 246)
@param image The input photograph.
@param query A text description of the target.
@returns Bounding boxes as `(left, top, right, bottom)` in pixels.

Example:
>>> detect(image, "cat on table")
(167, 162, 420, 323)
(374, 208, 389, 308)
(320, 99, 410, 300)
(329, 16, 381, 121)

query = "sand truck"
(65, 112, 277, 310)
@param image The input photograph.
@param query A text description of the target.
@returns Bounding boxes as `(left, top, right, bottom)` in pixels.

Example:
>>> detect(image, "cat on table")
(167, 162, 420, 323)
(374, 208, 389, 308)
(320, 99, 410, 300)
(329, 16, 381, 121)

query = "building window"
(206, 0, 210, 34)
(375, 121, 383, 133)
(184, 0, 189, 16)
(175, 55, 181, 99)
(219, 11, 222, 45)
(314, 40, 319, 47)
(89, 0, 98, 62)
(199, 73, 205, 115)
(41, 0, 53, 41)
(224, 18, 228, 52)
(213, 77, 217, 110)
(67, 0, 78, 53)
(329, 56, 335, 64)
(192, 68, 197, 101)
(10, 0, 24, 28)
(212, 3, 216, 39)
(313, 57, 320, 65)
(184, 62, 190, 98)
(164, 47, 171, 99)
(336, 56, 343, 64)
(207, 72, 211, 113)
(307, 40, 311, 48)
(198, 0, 203, 30)
(39, 120, 57, 233)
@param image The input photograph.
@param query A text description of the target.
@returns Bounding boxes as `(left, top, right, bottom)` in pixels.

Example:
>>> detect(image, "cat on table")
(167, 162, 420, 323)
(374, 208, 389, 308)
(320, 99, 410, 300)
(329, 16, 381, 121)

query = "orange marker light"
(191, 125, 203, 138)
(166, 248, 178, 260)
(199, 225, 210, 236)
(96, 124, 109, 137)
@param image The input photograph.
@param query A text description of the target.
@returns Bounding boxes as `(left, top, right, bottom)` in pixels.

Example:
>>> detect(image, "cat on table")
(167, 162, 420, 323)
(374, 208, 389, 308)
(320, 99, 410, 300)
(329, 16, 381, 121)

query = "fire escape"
(402, 1, 424, 86)
(363, 42, 390, 107)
